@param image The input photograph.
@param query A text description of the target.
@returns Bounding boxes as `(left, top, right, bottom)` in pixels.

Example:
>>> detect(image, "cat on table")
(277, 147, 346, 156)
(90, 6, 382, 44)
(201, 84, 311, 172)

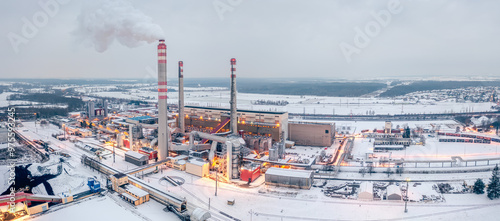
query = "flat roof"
(113, 173, 127, 179)
(123, 184, 149, 197)
(125, 151, 148, 160)
(128, 116, 153, 121)
(188, 158, 208, 167)
(121, 192, 137, 201)
(185, 105, 287, 115)
(265, 167, 312, 179)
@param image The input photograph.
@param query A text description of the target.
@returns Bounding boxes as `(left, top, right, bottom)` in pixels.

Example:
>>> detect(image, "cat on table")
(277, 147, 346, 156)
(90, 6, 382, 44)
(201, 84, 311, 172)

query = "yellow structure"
(25, 202, 49, 215)
(185, 158, 209, 177)
(61, 195, 73, 204)
(166, 155, 188, 171)
(120, 185, 150, 206)
(111, 173, 150, 206)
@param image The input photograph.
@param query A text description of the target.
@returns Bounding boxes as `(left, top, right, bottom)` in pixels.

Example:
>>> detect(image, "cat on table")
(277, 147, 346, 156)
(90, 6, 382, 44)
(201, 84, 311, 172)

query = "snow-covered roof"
(123, 184, 149, 198)
(386, 185, 401, 197)
(359, 182, 373, 194)
(125, 151, 148, 160)
(121, 192, 137, 201)
(188, 158, 208, 167)
(265, 167, 312, 179)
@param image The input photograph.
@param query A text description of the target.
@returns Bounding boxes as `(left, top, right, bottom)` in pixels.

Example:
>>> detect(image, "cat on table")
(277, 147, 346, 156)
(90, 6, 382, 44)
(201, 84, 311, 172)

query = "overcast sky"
(0, 0, 499, 80)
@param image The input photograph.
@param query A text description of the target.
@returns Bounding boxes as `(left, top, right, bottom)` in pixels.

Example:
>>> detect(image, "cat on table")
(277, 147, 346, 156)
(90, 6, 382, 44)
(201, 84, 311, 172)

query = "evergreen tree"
(487, 165, 500, 200)
(473, 178, 485, 194)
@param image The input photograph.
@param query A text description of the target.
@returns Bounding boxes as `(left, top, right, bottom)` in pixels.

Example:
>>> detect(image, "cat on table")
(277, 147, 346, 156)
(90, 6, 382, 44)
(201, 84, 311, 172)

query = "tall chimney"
(157, 39, 169, 159)
(230, 58, 237, 135)
(178, 61, 185, 133)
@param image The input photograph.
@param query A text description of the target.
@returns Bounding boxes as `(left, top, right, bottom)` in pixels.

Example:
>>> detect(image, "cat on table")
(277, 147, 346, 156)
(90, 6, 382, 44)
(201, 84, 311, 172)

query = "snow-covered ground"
(86, 87, 496, 115)
(4, 121, 500, 220)
(30, 193, 180, 221)
(0, 92, 37, 108)
(351, 137, 500, 162)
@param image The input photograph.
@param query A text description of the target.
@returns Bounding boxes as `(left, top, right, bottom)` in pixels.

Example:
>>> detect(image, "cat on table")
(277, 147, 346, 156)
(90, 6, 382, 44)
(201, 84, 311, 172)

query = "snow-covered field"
(0, 92, 36, 108)
(86, 87, 496, 115)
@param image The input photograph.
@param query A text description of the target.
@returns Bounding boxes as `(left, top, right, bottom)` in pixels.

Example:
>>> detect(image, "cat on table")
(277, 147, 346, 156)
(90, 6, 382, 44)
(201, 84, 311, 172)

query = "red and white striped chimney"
(157, 39, 169, 159)
(230, 58, 237, 135)
(178, 61, 185, 133)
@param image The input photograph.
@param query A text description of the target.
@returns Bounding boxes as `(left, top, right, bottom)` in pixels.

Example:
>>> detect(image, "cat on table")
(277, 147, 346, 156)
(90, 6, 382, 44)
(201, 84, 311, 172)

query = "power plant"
(7, 38, 336, 221)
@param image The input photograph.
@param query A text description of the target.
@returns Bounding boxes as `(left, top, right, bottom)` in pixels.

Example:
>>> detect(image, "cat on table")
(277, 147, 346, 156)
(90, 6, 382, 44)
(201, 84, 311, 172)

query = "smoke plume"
(75, 0, 164, 52)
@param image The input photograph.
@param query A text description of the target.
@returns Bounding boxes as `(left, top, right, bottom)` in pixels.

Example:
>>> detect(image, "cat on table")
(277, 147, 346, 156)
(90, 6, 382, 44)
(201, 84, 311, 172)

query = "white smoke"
(75, 0, 165, 52)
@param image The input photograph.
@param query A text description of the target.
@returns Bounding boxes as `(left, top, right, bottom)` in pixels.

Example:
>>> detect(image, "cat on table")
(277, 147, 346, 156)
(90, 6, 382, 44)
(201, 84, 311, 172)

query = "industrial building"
(358, 182, 374, 201)
(240, 162, 261, 183)
(167, 155, 189, 171)
(185, 158, 210, 177)
(110, 173, 150, 206)
(265, 167, 313, 189)
(125, 151, 149, 166)
(386, 185, 402, 200)
(126, 116, 156, 124)
(86, 99, 108, 119)
(288, 122, 335, 147)
(183, 106, 288, 142)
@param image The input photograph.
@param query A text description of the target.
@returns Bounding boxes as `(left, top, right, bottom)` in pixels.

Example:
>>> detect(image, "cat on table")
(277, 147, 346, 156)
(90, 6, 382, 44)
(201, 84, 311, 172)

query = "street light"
(405, 177, 410, 213)
(214, 162, 219, 196)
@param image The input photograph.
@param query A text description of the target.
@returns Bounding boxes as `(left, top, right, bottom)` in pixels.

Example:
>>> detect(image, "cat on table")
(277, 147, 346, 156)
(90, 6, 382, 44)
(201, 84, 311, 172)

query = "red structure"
(139, 147, 158, 160)
(0, 193, 61, 206)
(240, 163, 261, 183)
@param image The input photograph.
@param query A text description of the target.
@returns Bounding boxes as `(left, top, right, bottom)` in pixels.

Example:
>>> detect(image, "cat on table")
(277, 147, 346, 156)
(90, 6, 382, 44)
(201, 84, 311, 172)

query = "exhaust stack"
(230, 58, 237, 135)
(157, 39, 169, 159)
(178, 61, 185, 133)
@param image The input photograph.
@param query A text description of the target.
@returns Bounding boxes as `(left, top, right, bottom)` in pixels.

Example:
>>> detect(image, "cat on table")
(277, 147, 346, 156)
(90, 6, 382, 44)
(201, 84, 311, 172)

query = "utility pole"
(405, 178, 410, 213)
(215, 164, 219, 196)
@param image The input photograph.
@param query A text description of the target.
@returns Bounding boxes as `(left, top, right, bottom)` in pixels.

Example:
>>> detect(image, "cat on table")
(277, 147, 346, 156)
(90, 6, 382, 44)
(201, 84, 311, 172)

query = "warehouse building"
(121, 184, 150, 206)
(288, 122, 335, 147)
(125, 151, 149, 166)
(265, 167, 313, 189)
(386, 185, 402, 201)
(126, 115, 156, 125)
(358, 182, 374, 201)
(185, 158, 210, 177)
(110, 173, 150, 206)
